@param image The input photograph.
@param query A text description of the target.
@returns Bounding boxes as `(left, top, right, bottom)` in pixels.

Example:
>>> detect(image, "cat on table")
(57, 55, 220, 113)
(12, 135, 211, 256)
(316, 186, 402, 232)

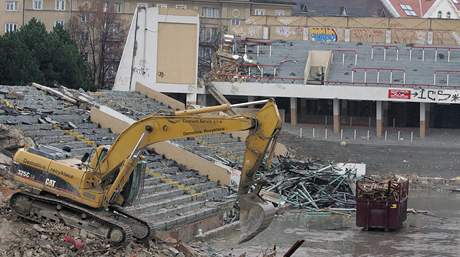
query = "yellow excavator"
(9, 99, 282, 244)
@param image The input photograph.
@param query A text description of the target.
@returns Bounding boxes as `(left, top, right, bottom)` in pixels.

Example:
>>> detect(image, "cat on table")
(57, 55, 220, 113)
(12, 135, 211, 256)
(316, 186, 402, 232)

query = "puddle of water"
(210, 191, 460, 257)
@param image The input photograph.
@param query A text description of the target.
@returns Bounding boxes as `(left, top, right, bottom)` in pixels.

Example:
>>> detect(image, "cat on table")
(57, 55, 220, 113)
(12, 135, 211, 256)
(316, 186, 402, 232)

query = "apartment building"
(1, 1, 294, 34)
(1, 0, 294, 78)
(381, 0, 460, 19)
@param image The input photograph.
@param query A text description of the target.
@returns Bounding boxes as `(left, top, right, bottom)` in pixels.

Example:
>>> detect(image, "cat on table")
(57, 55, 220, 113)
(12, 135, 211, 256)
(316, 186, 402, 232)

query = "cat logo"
(45, 178, 56, 187)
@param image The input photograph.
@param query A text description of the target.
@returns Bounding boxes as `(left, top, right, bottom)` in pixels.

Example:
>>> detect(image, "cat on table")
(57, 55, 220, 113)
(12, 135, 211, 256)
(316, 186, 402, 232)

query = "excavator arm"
(95, 99, 282, 242)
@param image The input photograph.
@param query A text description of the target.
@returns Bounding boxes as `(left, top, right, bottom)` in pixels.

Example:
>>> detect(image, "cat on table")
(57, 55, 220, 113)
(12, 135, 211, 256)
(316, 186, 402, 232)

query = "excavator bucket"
(239, 192, 276, 243)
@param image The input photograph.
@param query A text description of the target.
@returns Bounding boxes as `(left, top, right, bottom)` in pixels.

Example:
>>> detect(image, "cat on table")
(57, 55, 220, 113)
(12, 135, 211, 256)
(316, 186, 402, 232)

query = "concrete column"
(197, 94, 207, 106)
(186, 93, 197, 106)
(333, 99, 340, 134)
(376, 101, 383, 138)
(290, 97, 297, 128)
(420, 102, 426, 138)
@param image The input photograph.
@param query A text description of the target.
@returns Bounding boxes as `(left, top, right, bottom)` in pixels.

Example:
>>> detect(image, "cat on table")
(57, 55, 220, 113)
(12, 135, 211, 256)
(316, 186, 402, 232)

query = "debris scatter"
(258, 157, 358, 210)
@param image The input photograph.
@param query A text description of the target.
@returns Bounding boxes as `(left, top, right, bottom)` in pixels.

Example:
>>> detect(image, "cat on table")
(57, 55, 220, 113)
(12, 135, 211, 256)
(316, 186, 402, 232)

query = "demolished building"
(0, 84, 245, 241)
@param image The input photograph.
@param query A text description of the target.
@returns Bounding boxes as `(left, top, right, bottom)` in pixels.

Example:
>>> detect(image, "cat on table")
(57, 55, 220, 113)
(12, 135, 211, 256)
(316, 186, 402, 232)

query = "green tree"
(0, 18, 94, 90)
(0, 34, 42, 85)
(48, 25, 92, 90)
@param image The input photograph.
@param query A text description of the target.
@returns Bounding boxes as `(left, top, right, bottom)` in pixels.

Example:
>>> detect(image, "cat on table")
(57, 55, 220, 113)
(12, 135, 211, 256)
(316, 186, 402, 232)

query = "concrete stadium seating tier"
(245, 40, 460, 86)
(0, 85, 233, 241)
(90, 90, 247, 167)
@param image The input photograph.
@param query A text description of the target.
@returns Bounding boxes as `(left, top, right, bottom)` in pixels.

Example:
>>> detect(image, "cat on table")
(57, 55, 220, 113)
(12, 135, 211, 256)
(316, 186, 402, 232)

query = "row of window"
(400, 3, 455, 19)
(200, 7, 285, 18)
(437, 11, 452, 19)
(155, 4, 285, 18)
(4, 20, 123, 34)
(5, 1, 123, 12)
(5, 1, 286, 18)
(4, 20, 64, 32)
(5, 0, 65, 11)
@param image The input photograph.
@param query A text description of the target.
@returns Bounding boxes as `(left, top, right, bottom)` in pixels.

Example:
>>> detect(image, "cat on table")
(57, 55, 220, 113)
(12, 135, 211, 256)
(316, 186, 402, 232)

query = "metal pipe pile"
(257, 157, 357, 210)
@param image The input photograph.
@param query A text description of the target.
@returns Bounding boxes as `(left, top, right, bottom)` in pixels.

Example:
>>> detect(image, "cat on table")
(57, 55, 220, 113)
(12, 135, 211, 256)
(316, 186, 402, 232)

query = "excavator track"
(9, 191, 149, 245)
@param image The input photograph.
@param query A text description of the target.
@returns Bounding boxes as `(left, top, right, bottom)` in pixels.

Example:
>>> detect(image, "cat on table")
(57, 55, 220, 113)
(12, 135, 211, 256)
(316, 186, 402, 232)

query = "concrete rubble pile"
(258, 157, 358, 210)
(0, 195, 218, 257)
(0, 124, 34, 154)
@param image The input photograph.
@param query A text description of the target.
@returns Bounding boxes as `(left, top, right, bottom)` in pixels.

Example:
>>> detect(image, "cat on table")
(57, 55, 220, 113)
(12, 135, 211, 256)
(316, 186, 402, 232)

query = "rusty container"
(356, 178, 409, 231)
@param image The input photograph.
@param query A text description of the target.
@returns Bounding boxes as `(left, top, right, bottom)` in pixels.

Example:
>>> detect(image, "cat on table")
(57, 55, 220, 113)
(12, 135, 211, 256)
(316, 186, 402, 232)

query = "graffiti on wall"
(433, 31, 460, 46)
(412, 88, 460, 103)
(388, 88, 460, 103)
(392, 30, 428, 44)
(351, 28, 385, 43)
(275, 26, 302, 38)
(310, 27, 337, 42)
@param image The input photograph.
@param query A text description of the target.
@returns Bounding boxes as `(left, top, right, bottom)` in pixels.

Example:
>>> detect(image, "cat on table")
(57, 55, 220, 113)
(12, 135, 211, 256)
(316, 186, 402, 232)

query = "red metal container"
(356, 178, 409, 231)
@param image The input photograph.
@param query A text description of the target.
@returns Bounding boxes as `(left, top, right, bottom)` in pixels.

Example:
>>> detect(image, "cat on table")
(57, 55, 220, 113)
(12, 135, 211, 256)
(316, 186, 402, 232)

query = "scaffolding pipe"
(231, 99, 269, 108)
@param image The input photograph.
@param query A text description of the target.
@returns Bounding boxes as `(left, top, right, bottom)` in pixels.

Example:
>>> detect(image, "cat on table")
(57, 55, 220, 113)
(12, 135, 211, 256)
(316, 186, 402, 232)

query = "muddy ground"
(279, 132, 460, 178)
(209, 190, 460, 257)
(1, 126, 459, 256)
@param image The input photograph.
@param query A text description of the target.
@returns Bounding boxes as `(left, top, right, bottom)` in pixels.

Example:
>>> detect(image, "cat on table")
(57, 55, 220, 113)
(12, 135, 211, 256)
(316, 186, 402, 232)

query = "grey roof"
(293, 0, 391, 17)
(229, 40, 460, 87)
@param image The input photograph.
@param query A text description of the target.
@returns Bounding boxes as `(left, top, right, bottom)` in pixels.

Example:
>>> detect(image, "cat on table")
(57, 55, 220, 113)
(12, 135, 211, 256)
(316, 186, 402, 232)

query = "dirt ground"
(279, 132, 460, 178)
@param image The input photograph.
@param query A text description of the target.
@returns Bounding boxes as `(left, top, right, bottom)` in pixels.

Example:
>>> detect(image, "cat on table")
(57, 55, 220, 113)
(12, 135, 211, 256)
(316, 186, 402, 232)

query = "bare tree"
(69, 0, 126, 89)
